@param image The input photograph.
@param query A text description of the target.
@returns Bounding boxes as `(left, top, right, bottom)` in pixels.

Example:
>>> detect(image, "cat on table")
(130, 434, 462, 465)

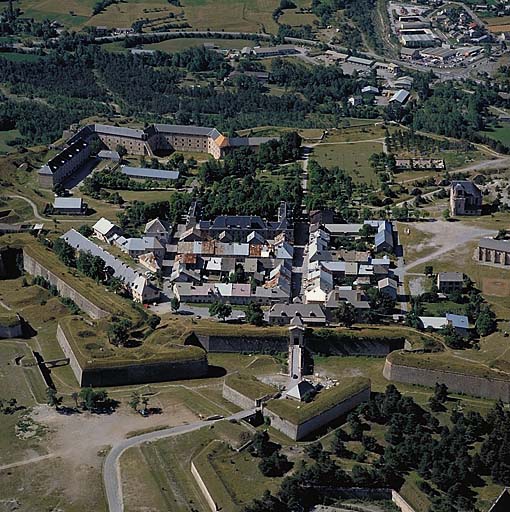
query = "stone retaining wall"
(23, 251, 109, 320)
(383, 358, 510, 401)
(57, 323, 208, 386)
(264, 386, 371, 440)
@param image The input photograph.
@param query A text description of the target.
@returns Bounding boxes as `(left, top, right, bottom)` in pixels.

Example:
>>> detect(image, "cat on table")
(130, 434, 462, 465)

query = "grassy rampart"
(224, 373, 277, 401)
(60, 316, 206, 370)
(0, 311, 19, 328)
(388, 351, 510, 381)
(265, 377, 370, 425)
(23, 241, 140, 323)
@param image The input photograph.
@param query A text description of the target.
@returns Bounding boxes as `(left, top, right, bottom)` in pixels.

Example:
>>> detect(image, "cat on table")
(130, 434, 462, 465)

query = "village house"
(419, 313, 470, 336)
(267, 304, 327, 326)
(92, 217, 122, 243)
(437, 272, 464, 294)
(378, 277, 398, 300)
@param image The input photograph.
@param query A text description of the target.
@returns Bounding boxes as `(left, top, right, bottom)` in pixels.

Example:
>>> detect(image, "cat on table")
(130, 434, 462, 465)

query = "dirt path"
(399, 220, 497, 273)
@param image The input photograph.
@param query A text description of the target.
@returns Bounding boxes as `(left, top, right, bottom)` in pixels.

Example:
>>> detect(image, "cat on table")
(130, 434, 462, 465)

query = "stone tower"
(288, 315, 305, 380)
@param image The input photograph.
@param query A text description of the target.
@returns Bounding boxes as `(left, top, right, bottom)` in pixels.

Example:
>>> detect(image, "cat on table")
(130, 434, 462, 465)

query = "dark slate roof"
(478, 237, 510, 251)
(438, 271, 463, 282)
(40, 138, 89, 175)
(209, 216, 267, 230)
(451, 180, 481, 198)
(228, 136, 278, 147)
(93, 124, 146, 140)
(153, 124, 216, 137)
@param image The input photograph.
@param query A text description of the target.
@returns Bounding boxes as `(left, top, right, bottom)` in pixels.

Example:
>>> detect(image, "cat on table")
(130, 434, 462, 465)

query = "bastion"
(57, 317, 208, 386)
(384, 351, 510, 401)
(0, 312, 23, 339)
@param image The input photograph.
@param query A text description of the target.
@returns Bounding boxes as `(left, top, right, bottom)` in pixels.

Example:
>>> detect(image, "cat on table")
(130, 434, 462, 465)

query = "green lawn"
(224, 373, 277, 401)
(480, 123, 510, 148)
(422, 300, 467, 317)
(311, 141, 383, 185)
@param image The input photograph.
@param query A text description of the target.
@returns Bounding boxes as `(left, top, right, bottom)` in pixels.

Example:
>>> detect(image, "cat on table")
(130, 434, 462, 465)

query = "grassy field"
(194, 439, 284, 511)
(397, 221, 436, 264)
(18, 0, 179, 29)
(0, 196, 35, 224)
(311, 141, 383, 185)
(388, 350, 510, 381)
(18, 0, 315, 33)
(110, 188, 175, 203)
(324, 124, 387, 143)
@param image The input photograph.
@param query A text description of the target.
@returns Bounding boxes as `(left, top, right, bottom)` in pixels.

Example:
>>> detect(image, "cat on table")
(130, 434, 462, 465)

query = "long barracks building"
(38, 123, 277, 188)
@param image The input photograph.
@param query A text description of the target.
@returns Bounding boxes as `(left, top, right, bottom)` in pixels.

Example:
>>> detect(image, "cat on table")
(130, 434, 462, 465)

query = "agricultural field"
(16, 0, 316, 33)
(485, 14, 510, 33)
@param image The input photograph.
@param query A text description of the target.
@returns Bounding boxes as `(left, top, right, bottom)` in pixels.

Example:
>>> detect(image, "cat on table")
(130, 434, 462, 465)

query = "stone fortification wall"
(222, 382, 259, 409)
(191, 460, 218, 512)
(307, 335, 405, 356)
(193, 334, 288, 353)
(23, 251, 109, 320)
(57, 323, 208, 387)
(265, 386, 371, 441)
(56, 324, 84, 384)
(0, 320, 23, 339)
(383, 358, 510, 401)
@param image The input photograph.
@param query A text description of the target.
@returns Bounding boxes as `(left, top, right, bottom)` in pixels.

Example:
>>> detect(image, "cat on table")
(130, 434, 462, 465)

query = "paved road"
(103, 408, 256, 512)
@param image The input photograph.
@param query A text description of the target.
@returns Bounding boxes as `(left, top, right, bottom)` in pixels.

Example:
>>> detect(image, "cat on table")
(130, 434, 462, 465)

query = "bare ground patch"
(483, 278, 510, 297)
